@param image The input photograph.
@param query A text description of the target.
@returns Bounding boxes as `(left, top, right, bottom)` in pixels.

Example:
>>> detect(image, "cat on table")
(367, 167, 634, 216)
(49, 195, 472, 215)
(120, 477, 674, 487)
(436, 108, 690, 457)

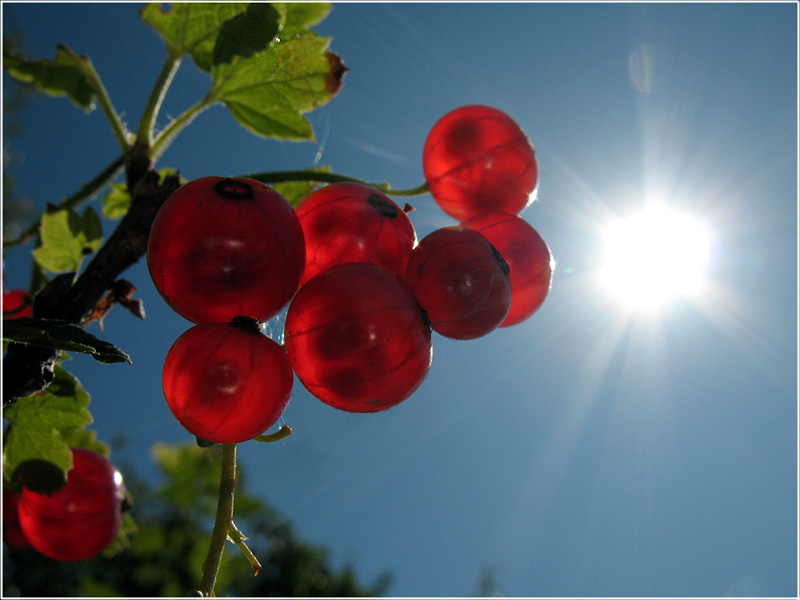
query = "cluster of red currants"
(146, 105, 553, 444)
(4, 448, 126, 561)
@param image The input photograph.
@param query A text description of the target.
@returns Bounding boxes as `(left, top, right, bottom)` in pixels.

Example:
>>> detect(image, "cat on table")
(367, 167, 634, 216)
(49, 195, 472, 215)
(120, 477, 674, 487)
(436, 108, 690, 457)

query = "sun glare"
(599, 205, 712, 310)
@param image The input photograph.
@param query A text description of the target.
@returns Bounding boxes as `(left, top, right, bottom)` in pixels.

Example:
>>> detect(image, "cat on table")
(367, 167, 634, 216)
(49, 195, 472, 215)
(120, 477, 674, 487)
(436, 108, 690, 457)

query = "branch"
(2, 146, 182, 404)
(242, 169, 430, 197)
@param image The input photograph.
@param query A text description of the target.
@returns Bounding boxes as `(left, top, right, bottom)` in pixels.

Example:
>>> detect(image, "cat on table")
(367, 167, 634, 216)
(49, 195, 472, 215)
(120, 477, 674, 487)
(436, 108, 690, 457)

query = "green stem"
(242, 170, 430, 197)
(64, 46, 130, 153)
(135, 54, 182, 147)
(227, 521, 262, 575)
(253, 424, 294, 444)
(151, 96, 214, 162)
(198, 443, 238, 597)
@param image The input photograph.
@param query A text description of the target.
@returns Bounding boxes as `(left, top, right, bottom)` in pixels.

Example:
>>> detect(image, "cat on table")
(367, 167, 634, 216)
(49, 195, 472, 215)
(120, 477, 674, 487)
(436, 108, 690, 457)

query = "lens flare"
(599, 205, 712, 310)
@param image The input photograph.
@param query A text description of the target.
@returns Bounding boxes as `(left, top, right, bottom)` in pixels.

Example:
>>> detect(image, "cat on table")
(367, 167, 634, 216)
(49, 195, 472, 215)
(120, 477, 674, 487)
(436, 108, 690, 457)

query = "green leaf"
(211, 34, 347, 140)
(140, 3, 256, 70)
(3, 44, 95, 111)
(3, 364, 93, 494)
(3, 317, 132, 365)
(213, 4, 282, 67)
(280, 2, 331, 38)
(33, 204, 103, 274)
(60, 427, 111, 458)
(101, 183, 131, 219)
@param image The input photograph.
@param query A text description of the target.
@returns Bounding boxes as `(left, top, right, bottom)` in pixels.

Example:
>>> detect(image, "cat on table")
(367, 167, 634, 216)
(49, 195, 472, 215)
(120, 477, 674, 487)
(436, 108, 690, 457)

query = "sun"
(598, 204, 712, 310)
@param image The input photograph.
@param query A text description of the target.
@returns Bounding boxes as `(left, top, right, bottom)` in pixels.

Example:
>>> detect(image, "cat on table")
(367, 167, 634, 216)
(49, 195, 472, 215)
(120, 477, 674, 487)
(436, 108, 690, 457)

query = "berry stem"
(241, 170, 430, 198)
(198, 443, 237, 597)
(151, 96, 214, 162)
(227, 521, 262, 576)
(253, 424, 294, 443)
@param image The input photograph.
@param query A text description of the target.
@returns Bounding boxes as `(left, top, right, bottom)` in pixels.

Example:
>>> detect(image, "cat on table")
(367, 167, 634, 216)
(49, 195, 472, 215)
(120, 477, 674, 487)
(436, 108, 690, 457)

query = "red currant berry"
(3, 289, 33, 319)
(462, 211, 554, 327)
(285, 262, 432, 412)
(423, 105, 538, 221)
(405, 226, 511, 340)
(17, 448, 125, 561)
(147, 176, 305, 324)
(295, 182, 417, 286)
(3, 490, 34, 551)
(162, 319, 293, 444)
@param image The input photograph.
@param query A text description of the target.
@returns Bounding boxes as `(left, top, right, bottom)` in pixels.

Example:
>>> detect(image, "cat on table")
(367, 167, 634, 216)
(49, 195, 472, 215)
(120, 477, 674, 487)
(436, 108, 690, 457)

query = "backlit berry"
(285, 262, 432, 412)
(162, 319, 293, 444)
(17, 448, 124, 561)
(147, 176, 305, 324)
(423, 105, 538, 221)
(462, 211, 554, 326)
(405, 226, 511, 340)
(296, 182, 417, 285)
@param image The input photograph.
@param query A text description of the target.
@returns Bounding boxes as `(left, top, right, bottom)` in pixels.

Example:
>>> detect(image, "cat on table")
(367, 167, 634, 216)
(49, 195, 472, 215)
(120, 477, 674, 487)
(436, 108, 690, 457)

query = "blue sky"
(3, 2, 797, 597)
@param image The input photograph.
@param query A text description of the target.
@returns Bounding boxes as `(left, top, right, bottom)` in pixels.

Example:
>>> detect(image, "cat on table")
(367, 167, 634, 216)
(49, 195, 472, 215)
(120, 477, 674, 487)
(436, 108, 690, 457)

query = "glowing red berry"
(462, 211, 554, 327)
(161, 319, 293, 444)
(162, 319, 293, 444)
(285, 262, 432, 412)
(296, 182, 417, 286)
(17, 448, 124, 561)
(422, 105, 538, 221)
(147, 176, 305, 324)
(405, 226, 511, 340)
(3, 290, 33, 319)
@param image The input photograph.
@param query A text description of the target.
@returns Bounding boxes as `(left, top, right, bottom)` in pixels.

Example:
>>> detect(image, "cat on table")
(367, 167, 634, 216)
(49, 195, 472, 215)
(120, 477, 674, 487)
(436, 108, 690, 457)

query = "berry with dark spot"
(405, 226, 511, 340)
(147, 176, 305, 324)
(462, 211, 553, 326)
(295, 182, 417, 286)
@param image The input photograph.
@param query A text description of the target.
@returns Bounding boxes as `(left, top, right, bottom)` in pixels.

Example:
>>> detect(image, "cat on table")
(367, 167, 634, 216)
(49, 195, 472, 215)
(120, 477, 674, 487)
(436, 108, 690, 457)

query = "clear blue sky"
(3, 2, 797, 597)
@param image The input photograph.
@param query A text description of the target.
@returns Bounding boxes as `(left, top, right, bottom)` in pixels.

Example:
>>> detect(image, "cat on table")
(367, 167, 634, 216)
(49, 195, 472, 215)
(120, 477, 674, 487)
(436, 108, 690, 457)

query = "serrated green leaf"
(3, 317, 132, 365)
(101, 183, 131, 219)
(211, 34, 347, 141)
(33, 204, 103, 273)
(3, 44, 95, 111)
(280, 2, 331, 38)
(140, 2, 257, 71)
(60, 428, 110, 457)
(4, 364, 93, 493)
